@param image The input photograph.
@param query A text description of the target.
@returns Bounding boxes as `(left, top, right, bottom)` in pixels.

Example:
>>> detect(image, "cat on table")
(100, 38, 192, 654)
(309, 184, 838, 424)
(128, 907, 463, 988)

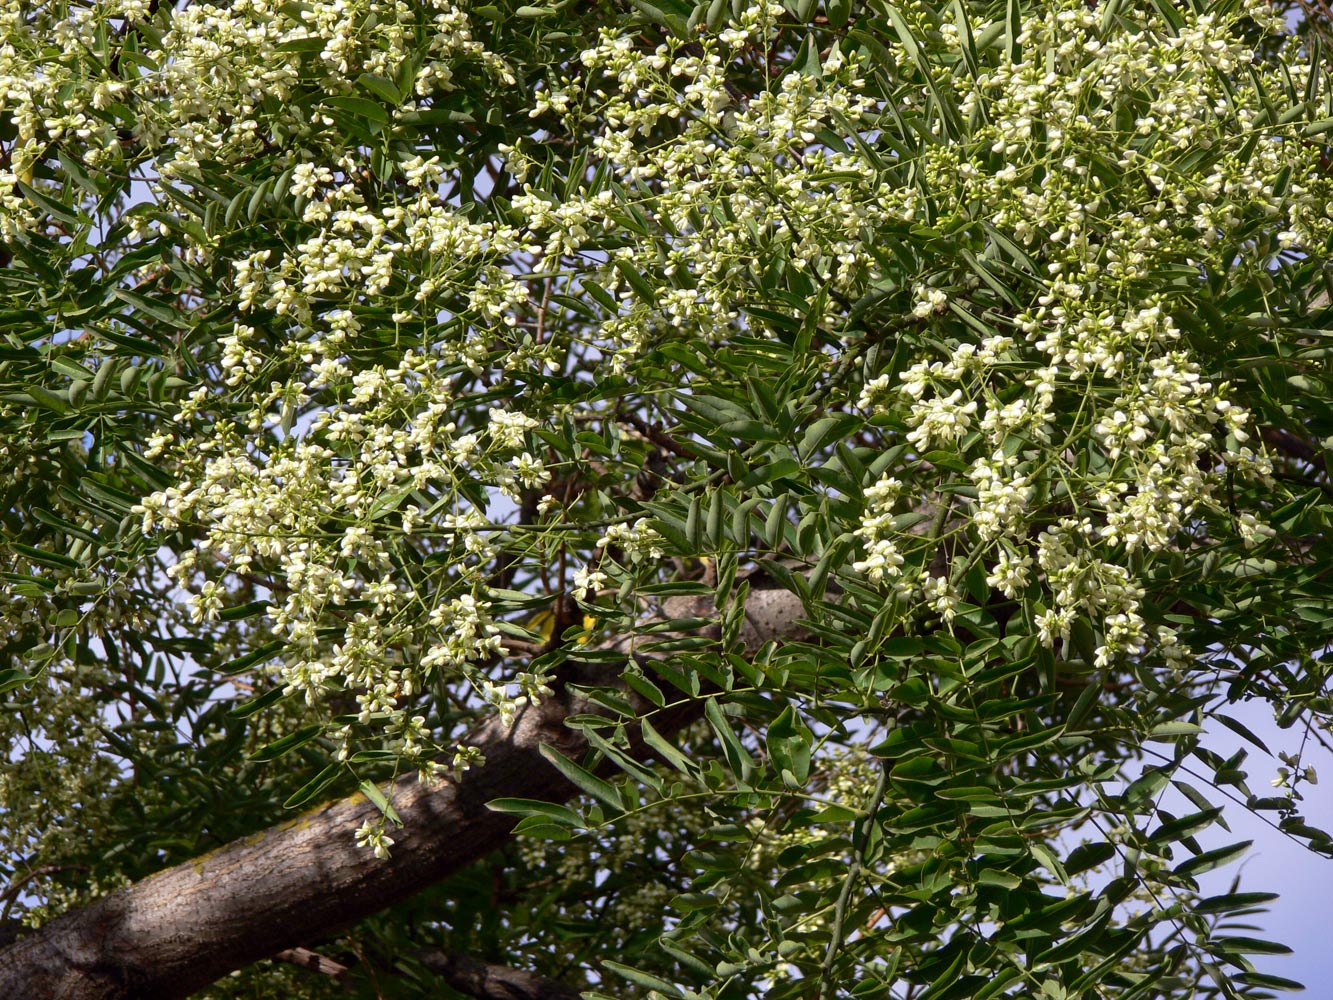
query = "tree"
(1, 0, 1331, 996)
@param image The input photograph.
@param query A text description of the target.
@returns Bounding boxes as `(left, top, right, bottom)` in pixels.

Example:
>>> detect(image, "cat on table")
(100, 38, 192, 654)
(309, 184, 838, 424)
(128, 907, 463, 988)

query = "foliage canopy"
(2, 0, 1332, 996)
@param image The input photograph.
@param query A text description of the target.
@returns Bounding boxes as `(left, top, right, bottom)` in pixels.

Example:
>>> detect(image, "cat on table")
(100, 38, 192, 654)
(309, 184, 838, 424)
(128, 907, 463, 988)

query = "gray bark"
(0, 588, 806, 1000)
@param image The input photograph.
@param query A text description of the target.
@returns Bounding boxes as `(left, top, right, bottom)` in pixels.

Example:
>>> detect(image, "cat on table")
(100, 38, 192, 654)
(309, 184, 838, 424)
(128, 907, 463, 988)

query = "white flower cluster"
(134, 341, 540, 751)
(354, 817, 395, 860)
(596, 519, 666, 564)
(851, 475, 907, 585)
(0, 0, 512, 249)
(14, 0, 1327, 887)
(507, 17, 890, 371)
(33, 0, 591, 792)
(572, 565, 609, 603)
(848, 0, 1327, 669)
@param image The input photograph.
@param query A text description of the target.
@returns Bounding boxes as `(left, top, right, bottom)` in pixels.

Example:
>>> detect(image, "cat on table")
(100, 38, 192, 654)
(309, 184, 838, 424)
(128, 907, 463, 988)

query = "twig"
(273, 946, 349, 978)
(0, 864, 88, 925)
(415, 947, 582, 1000)
(816, 759, 890, 999)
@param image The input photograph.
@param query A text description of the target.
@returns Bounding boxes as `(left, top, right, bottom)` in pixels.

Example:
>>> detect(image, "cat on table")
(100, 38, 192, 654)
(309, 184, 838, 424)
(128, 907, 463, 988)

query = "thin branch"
(817, 759, 890, 1000)
(415, 948, 582, 1000)
(0, 864, 88, 925)
(273, 946, 350, 978)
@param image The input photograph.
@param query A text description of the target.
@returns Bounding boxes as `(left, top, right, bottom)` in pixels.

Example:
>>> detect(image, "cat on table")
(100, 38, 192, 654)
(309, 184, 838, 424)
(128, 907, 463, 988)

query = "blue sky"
(1187, 698, 1332, 987)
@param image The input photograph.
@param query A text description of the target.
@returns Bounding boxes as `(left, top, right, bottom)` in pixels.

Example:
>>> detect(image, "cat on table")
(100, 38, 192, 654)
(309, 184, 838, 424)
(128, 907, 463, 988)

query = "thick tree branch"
(0, 589, 808, 1000)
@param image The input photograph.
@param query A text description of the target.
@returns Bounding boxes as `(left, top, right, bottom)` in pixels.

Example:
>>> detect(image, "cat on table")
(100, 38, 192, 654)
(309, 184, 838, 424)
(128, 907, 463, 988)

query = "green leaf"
(283, 762, 344, 810)
(738, 458, 801, 489)
(1148, 808, 1221, 845)
(12, 543, 81, 571)
(705, 697, 756, 784)
(918, 945, 967, 1000)
(1065, 841, 1115, 876)
(215, 641, 284, 675)
(1146, 721, 1202, 741)
(1213, 713, 1271, 754)
(1174, 840, 1252, 879)
(601, 961, 683, 998)
(0, 669, 35, 695)
(826, 0, 851, 27)
(1194, 891, 1278, 914)
(251, 724, 324, 762)
(642, 717, 699, 776)
(1030, 842, 1069, 885)
(27, 384, 71, 415)
(17, 180, 86, 226)
(977, 868, 1022, 889)
(706, 490, 726, 547)
(766, 704, 812, 787)
(798, 413, 860, 460)
(323, 95, 392, 124)
(539, 743, 625, 810)
(623, 668, 666, 707)
(228, 685, 288, 719)
(511, 818, 574, 840)
(1124, 766, 1171, 809)
(56, 149, 103, 197)
(1004, 0, 1021, 61)
(112, 287, 183, 327)
(625, 0, 689, 35)
(217, 600, 271, 622)
(357, 72, 401, 105)
(1213, 935, 1293, 956)
(486, 798, 584, 827)
(31, 507, 99, 544)
(1235, 972, 1305, 991)
(615, 259, 659, 302)
(358, 779, 403, 827)
(1064, 680, 1102, 732)
(346, 750, 398, 764)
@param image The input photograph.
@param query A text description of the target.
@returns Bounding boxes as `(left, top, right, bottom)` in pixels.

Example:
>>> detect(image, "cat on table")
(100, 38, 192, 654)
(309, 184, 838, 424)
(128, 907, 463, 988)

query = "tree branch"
(415, 948, 582, 1000)
(273, 946, 350, 979)
(0, 590, 809, 1000)
(272, 940, 582, 1000)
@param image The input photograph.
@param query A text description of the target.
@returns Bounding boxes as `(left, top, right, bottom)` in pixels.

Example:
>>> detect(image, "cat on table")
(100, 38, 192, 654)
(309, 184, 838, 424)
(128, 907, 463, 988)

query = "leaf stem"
(817, 757, 890, 999)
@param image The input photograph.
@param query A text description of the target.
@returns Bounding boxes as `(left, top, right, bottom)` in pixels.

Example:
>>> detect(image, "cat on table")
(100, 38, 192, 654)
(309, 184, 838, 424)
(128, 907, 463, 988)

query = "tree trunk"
(0, 588, 804, 999)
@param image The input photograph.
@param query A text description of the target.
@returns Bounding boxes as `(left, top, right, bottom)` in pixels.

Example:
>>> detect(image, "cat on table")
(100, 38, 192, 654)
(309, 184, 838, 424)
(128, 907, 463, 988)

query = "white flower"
(488, 408, 539, 449)
(986, 549, 1032, 599)
(451, 744, 486, 773)
(571, 566, 608, 602)
(911, 285, 948, 318)
(921, 573, 959, 622)
(354, 819, 395, 860)
(852, 537, 905, 584)
(597, 519, 665, 563)
(906, 390, 978, 450)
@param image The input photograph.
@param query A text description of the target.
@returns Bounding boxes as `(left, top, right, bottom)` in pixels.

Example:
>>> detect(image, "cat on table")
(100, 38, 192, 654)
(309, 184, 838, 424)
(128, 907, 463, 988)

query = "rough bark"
(0, 588, 806, 1000)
